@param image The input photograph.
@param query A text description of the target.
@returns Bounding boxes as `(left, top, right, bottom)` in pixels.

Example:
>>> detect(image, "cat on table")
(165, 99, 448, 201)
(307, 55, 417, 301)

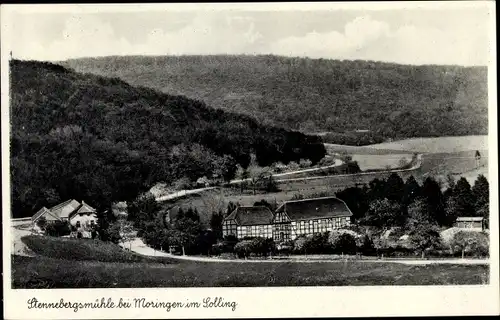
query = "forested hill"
(10, 59, 325, 217)
(62, 55, 488, 144)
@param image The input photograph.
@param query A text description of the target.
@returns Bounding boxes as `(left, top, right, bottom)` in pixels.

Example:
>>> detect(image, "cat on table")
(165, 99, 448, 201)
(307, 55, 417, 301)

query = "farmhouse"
(274, 197, 353, 241)
(454, 217, 484, 231)
(31, 199, 98, 229)
(222, 206, 274, 239)
(222, 197, 353, 241)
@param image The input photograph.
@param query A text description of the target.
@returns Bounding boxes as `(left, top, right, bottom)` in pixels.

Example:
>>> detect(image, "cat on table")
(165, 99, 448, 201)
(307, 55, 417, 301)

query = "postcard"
(2, 2, 499, 319)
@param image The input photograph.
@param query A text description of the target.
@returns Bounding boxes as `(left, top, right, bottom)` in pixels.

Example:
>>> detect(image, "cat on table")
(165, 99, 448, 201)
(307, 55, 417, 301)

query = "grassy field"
(351, 154, 412, 171)
(324, 143, 408, 155)
(420, 150, 489, 186)
(369, 135, 488, 153)
(21, 235, 175, 264)
(12, 254, 489, 288)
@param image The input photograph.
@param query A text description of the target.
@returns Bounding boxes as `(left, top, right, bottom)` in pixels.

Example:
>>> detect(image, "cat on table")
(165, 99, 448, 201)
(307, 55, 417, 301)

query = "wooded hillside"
(10, 60, 325, 217)
(62, 55, 488, 145)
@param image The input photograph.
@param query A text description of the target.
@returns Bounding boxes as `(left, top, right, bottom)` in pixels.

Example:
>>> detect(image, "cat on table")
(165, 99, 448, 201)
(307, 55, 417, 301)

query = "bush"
(359, 234, 376, 255)
(234, 240, 253, 258)
(450, 231, 489, 258)
(44, 221, 71, 237)
(293, 236, 309, 254)
(332, 233, 357, 255)
(303, 232, 331, 254)
(250, 237, 276, 257)
(276, 240, 294, 255)
(299, 159, 312, 168)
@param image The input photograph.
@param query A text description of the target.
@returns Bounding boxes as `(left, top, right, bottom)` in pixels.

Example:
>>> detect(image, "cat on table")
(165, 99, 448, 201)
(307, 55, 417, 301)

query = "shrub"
(299, 159, 312, 168)
(328, 231, 357, 255)
(250, 237, 276, 257)
(234, 240, 253, 258)
(293, 236, 309, 254)
(303, 232, 331, 254)
(451, 231, 489, 258)
(44, 221, 71, 237)
(359, 234, 376, 255)
(276, 240, 294, 255)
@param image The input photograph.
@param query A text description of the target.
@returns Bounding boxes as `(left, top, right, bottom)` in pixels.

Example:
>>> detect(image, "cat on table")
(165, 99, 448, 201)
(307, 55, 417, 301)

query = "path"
(10, 225, 35, 256)
(156, 187, 217, 202)
(123, 237, 488, 265)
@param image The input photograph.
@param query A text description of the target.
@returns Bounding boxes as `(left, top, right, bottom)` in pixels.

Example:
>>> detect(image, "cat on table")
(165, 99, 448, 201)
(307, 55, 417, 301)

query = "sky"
(4, 4, 494, 66)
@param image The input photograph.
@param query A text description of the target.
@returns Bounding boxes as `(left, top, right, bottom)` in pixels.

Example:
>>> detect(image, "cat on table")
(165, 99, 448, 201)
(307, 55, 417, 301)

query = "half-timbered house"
(273, 197, 353, 241)
(222, 206, 274, 239)
(222, 197, 353, 241)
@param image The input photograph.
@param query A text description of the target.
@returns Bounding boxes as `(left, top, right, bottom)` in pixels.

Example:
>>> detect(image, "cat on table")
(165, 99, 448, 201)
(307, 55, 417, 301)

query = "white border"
(2, 2, 499, 319)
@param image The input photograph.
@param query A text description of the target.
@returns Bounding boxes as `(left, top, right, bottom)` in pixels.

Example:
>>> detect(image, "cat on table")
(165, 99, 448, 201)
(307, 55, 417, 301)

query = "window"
(76, 221, 81, 228)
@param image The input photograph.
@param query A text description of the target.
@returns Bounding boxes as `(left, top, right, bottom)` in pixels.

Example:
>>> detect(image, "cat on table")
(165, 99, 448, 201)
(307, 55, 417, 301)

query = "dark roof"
(277, 197, 353, 221)
(224, 206, 274, 226)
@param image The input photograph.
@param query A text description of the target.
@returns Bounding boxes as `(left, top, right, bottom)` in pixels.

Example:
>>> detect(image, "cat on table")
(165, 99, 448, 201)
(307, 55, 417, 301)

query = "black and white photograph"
(2, 2, 498, 319)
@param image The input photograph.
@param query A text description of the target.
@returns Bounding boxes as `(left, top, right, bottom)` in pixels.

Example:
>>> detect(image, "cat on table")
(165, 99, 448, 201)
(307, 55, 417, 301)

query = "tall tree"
(422, 177, 446, 226)
(472, 174, 489, 219)
(402, 175, 421, 207)
(210, 210, 224, 239)
(406, 197, 434, 230)
(384, 173, 405, 203)
(363, 198, 403, 228)
(452, 177, 477, 217)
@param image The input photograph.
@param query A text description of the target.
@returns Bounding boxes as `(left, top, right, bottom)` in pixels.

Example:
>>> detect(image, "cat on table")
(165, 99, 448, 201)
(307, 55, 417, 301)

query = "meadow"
(351, 154, 412, 171)
(369, 135, 488, 153)
(12, 254, 489, 288)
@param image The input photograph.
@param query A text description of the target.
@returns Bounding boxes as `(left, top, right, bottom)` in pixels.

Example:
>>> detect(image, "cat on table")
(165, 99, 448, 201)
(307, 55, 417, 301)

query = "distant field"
(352, 154, 412, 171)
(12, 255, 489, 288)
(369, 135, 488, 153)
(420, 150, 489, 186)
(324, 143, 408, 155)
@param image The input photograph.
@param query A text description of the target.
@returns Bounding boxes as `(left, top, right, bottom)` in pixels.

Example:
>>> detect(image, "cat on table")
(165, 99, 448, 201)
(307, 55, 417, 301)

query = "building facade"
(454, 217, 484, 231)
(222, 206, 274, 239)
(222, 197, 353, 241)
(32, 199, 98, 236)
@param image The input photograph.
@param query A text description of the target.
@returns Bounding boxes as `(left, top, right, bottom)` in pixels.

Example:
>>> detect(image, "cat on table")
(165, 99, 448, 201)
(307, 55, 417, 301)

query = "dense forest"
(9, 59, 325, 217)
(62, 55, 488, 145)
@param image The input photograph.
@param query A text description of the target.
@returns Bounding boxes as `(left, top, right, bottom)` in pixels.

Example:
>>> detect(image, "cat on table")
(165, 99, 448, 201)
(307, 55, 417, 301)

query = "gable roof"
(32, 207, 50, 222)
(224, 206, 274, 226)
(48, 199, 82, 219)
(32, 199, 97, 221)
(76, 201, 96, 214)
(277, 196, 353, 221)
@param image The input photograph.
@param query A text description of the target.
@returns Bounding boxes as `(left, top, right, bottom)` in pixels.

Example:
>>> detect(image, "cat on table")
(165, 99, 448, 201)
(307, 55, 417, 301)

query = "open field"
(420, 150, 489, 186)
(12, 254, 489, 288)
(352, 154, 412, 171)
(369, 135, 488, 153)
(325, 143, 409, 155)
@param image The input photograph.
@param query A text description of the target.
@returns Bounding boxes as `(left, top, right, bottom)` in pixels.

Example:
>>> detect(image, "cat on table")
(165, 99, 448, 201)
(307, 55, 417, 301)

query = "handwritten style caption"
(27, 297, 237, 313)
